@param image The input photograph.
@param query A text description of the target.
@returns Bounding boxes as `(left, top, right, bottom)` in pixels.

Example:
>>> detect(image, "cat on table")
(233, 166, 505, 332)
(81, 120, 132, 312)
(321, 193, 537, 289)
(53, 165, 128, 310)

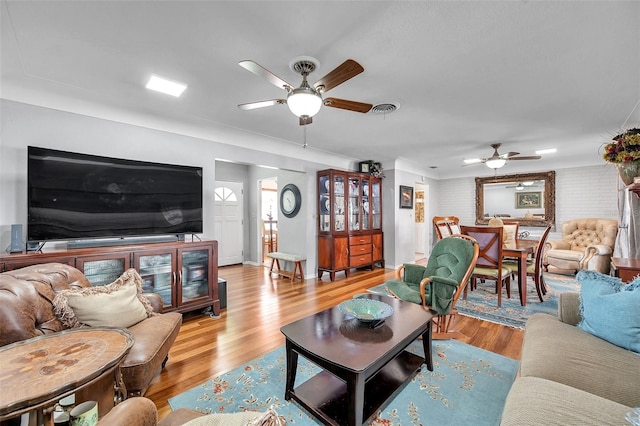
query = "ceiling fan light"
(287, 88, 322, 118)
(485, 158, 506, 169)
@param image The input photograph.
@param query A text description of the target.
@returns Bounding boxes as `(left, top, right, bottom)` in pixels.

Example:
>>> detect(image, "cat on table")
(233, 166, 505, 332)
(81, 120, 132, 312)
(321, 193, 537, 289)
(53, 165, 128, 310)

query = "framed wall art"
(399, 185, 414, 209)
(516, 191, 542, 209)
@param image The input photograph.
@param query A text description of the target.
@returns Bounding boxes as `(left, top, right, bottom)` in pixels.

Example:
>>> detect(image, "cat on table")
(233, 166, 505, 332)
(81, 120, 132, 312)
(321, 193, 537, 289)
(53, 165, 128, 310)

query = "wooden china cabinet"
(317, 169, 384, 281)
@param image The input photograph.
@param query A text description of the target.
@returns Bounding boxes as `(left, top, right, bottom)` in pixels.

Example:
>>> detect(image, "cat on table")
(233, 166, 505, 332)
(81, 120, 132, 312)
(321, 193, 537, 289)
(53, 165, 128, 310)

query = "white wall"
(0, 100, 333, 277)
(436, 165, 620, 241)
(1, 99, 622, 275)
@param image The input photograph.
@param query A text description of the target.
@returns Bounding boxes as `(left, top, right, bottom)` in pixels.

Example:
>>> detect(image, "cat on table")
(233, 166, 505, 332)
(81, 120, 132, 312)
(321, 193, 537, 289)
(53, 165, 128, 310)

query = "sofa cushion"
(53, 269, 155, 328)
(577, 270, 640, 353)
(520, 313, 640, 408)
(500, 377, 632, 426)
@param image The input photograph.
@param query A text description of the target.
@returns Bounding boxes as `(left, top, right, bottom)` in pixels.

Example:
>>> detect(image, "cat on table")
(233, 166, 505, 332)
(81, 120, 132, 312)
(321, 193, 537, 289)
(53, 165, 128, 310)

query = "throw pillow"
(53, 269, 155, 328)
(181, 407, 286, 426)
(577, 270, 640, 353)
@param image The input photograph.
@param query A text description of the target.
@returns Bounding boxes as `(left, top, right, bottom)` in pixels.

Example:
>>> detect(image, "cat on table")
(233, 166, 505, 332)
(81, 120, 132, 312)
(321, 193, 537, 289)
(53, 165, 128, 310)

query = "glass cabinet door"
(362, 178, 370, 230)
(333, 174, 346, 232)
(179, 248, 211, 304)
(135, 251, 176, 309)
(319, 174, 331, 232)
(77, 255, 130, 286)
(372, 179, 382, 230)
(348, 177, 360, 231)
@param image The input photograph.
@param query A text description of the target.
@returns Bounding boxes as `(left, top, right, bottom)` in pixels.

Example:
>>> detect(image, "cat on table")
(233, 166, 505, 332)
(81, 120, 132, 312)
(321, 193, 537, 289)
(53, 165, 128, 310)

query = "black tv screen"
(28, 146, 203, 242)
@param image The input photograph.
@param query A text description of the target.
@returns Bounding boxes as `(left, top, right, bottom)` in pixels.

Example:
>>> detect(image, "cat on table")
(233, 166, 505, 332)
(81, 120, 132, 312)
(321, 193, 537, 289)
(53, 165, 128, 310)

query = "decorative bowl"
(339, 299, 393, 323)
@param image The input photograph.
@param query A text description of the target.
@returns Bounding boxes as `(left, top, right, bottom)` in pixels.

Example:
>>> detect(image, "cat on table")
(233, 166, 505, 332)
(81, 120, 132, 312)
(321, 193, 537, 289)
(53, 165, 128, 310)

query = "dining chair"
(460, 225, 511, 307)
(384, 234, 479, 338)
(503, 225, 552, 302)
(432, 216, 461, 240)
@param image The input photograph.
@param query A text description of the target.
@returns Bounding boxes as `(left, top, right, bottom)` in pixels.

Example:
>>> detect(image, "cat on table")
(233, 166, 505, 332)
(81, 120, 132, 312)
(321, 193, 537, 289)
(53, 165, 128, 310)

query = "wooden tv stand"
(0, 240, 219, 315)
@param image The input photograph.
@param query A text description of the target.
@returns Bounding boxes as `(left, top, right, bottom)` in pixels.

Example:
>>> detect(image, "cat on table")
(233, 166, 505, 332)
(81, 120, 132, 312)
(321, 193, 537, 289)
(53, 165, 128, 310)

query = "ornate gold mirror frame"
(475, 170, 556, 227)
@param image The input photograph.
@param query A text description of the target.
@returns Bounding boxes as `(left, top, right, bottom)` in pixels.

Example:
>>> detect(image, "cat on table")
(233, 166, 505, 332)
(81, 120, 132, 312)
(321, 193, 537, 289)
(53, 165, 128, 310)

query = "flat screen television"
(28, 146, 203, 243)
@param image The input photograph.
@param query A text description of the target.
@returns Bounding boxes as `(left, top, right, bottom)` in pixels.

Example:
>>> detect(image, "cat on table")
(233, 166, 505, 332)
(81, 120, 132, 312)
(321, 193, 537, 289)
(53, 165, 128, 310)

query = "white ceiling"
(2, 1, 639, 179)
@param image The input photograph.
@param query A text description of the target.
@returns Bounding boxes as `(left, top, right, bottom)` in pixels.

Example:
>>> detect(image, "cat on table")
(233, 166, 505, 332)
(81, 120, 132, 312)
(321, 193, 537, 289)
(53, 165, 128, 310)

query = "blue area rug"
(168, 340, 518, 425)
(368, 273, 580, 329)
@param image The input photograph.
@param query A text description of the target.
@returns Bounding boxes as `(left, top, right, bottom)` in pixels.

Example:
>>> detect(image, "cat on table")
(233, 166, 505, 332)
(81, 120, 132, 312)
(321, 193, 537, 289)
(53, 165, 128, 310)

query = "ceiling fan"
(237, 57, 372, 125)
(465, 143, 542, 169)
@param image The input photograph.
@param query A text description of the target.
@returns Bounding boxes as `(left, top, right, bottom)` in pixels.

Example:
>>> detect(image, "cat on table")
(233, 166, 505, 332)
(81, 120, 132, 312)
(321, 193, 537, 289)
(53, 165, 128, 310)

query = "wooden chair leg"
(534, 273, 544, 302)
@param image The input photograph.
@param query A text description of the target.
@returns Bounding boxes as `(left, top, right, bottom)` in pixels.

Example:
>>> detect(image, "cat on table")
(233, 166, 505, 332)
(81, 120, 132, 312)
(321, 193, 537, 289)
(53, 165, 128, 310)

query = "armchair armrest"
(396, 265, 405, 280)
(558, 292, 581, 326)
(429, 276, 459, 287)
(585, 244, 613, 256)
(142, 293, 164, 313)
(545, 240, 571, 251)
(98, 397, 157, 426)
(580, 244, 614, 271)
(419, 276, 457, 315)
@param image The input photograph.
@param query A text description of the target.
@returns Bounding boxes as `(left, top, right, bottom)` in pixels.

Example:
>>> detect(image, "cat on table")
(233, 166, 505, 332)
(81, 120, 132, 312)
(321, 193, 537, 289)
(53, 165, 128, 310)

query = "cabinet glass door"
(348, 177, 360, 231)
(333, 175, 346, 232)
(137, 252, 175, 308)
(77, 254, 130, 286)
(319, 174, 331, 232)
(362, 178, 370, 230)
(372, 180, 381, 230)
(180, 248, 211, 303)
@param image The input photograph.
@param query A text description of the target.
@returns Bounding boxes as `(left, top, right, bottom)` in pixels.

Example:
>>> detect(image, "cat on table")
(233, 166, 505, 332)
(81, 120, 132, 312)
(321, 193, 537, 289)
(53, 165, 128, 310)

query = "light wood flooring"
(145, 263, 524, 420)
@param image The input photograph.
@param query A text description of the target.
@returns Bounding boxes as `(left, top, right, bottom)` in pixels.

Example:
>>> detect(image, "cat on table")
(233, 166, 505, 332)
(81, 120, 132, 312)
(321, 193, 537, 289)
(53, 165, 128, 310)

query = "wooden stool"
(266, 252, 305, 283)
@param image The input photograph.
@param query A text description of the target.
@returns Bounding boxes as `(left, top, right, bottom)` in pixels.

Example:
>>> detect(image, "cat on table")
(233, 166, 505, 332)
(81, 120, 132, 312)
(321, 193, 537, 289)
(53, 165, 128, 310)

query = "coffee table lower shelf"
(288, 350, 425, 426)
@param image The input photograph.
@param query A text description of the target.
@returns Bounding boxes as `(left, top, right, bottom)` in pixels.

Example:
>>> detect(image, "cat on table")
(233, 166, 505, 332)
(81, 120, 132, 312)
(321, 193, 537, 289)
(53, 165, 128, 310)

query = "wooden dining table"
(503, 239, 537, 306)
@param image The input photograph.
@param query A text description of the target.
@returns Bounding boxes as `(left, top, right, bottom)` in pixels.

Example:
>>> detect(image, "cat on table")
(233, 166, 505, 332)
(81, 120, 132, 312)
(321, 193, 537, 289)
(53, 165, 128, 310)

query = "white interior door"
(214, 181, 244, 266)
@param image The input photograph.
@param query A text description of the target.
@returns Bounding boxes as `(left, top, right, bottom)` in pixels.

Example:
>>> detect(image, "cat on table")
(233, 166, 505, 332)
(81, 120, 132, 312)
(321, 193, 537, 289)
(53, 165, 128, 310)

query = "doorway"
(260, 178, 278, 265)
(414, 183, 428, 261)
(214, 181, 244, 266)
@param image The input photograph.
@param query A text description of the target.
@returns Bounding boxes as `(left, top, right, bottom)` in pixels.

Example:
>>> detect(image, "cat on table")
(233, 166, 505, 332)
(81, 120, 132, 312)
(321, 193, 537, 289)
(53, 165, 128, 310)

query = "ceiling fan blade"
(239, 60, 293, 91)
(508, 155, 542, 161)
(299, 116, 313, 126)
(237, 99, 286, 110)
(504, 151, 520, 158)
(323, 97, 372, 113)
(313, 59, 364, 93)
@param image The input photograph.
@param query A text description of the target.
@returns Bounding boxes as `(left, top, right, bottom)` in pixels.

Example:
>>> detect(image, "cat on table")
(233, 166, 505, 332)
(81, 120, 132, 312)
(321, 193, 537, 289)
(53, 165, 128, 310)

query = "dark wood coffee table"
(280, 294, 433, 426)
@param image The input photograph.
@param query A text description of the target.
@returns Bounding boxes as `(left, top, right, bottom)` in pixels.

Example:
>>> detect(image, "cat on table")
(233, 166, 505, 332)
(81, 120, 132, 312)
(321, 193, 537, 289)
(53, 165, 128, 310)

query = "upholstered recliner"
(385, 235, 478, 336)
(543, 218, 618, 275)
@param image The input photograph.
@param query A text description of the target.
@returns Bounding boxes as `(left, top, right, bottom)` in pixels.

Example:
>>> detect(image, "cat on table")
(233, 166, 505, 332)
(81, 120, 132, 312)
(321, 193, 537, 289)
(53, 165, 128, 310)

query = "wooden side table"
(0, 328, 133, 425)
(610, 257, 640, 283)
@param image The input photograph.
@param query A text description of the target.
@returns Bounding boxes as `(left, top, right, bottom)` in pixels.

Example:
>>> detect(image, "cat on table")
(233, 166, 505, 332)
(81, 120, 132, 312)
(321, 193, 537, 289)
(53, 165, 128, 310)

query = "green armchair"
(385, 235, 479, 336)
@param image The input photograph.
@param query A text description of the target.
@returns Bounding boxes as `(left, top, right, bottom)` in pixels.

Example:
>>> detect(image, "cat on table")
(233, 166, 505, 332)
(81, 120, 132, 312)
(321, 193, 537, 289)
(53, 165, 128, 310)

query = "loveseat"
(0, 263, 183, 399)
(500, 274, 640, 425)
(543, 218, 618, 275)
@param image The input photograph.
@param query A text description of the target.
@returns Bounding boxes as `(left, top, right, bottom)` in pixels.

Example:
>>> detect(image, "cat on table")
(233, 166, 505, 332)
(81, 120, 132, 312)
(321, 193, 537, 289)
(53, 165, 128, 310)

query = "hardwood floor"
(145, 263, 524, 420)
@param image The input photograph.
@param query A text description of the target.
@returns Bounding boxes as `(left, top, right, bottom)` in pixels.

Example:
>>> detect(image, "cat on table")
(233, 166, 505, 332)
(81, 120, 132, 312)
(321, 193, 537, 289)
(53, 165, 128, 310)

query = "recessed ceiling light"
(536, 148, 557, 155)
(464, 158, 482, 164)
(145, 75, 187, 97)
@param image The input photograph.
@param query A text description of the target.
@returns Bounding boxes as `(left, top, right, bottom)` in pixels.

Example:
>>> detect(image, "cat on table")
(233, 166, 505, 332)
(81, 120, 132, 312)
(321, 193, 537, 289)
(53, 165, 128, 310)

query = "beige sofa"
(500, 292, 640, 425)
(543, 218, 618, 275)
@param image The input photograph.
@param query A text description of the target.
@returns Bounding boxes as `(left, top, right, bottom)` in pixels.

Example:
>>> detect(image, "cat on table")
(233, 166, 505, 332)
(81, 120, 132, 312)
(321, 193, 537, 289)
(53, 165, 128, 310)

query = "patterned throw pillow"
(577, 270, 640, 353)
(53, 269, 155, 328)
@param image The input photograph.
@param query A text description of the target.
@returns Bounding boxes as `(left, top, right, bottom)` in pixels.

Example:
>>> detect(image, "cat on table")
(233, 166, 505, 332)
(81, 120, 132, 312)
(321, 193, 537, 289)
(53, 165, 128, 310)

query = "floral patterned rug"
(368, 272, 580, 329)
(168, 340, 518, 425)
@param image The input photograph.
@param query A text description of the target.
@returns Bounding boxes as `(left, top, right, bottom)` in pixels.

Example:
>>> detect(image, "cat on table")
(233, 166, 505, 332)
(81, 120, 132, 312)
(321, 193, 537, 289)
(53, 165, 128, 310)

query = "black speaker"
(10, 224, 23, 253)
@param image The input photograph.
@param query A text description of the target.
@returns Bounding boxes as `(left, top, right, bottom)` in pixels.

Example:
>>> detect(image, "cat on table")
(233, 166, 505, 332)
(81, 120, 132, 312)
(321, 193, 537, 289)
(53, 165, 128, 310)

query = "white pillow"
(53, 269, 154, 328)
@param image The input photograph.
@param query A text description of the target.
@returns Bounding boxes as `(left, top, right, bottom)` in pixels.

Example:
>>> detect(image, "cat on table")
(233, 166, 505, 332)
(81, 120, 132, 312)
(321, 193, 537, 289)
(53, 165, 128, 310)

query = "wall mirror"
(475, 171, 556, 227)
